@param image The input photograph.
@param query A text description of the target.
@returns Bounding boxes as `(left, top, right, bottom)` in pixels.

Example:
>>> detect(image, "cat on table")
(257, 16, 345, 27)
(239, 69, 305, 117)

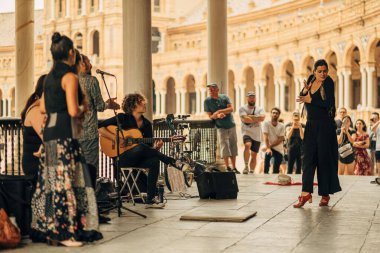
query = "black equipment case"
(195, 171, 239, 199)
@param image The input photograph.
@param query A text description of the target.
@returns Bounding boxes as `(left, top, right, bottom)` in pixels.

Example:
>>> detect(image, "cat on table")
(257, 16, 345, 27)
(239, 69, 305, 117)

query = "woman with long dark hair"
(352, 119, 372, 175)
(21, 74, 46, 186)
(31, 32, 102, 247)
(294, 59, 341, 208)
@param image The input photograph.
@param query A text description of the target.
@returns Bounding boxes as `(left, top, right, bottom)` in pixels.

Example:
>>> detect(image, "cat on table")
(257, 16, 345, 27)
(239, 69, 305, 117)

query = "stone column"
(7, 99, 12, 117)
(240, 85, 246, 109)
(180, 89, 186, 114)
(158, 31, 166, 53)
(200, 87, 207, 113)
(155, 91, 161, 116)
(280, 81, 286, 111)
(2, 99, 7, 117)
(195, 89, 200, 115)
(295, 77, 300, 110)
(337, 70, 344, 108)
(15, 0, 34, 116)
(207, 0, 227, 94)
(50, 0, 55, 20)
(360, 67, 367, 108)
(81, 0, 86, 15)
(123, 0, 152, 119)
(175, 90, 181, 114)
(343, 70, 351, 109)
(66, 0, 70, 17)
(161, 91, 166, 115)
(275, 80, 280, 108)
(367, 66, 375, 109)
(260, 83, 265, 110)
(99, 0, 104, 12)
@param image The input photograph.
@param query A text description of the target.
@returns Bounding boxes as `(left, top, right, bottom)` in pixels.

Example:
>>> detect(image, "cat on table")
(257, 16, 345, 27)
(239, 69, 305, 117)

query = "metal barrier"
(0, 118, 23, 176)
(0, 118, 216, 179)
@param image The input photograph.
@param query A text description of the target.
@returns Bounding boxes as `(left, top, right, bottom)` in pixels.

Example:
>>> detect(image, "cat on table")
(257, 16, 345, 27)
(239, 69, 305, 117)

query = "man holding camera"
(285, 111, 304, 174)
(239, 91, 265, 174)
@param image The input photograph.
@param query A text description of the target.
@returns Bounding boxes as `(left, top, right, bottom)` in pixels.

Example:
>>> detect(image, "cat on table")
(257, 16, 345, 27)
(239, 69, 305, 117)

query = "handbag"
(338, 143, 353, 158)
(0, 208, 21, 249)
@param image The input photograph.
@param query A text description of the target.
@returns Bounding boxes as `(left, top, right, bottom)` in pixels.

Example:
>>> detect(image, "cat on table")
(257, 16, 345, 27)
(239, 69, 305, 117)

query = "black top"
(303, 75, 336, 121)
(98, 113, 153, 147)
(44, 61, 83, 113)
(43, 61, 84, 141)
(285, 123, 305, 148)
(22, 126, 42, 176)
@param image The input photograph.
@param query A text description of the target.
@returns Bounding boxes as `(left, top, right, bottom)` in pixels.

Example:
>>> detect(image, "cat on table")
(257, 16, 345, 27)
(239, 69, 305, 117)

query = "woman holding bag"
(337, 116, 356, 175)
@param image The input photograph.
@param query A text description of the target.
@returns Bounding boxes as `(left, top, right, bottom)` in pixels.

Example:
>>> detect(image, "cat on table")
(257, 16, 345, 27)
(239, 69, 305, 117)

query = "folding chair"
(120, 167, 147, 205)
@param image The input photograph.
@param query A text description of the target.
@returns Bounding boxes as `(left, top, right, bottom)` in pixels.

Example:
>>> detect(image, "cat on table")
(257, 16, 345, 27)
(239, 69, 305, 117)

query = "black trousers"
(117, 144, 175, 201)
(287, 146, 302, 174)
(302, 119, 341, 196)
(264, 149, 283, 174)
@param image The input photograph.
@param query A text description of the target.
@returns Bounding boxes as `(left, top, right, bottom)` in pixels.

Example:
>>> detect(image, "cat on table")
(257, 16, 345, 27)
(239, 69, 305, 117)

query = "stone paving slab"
(3, 174, 380, 253)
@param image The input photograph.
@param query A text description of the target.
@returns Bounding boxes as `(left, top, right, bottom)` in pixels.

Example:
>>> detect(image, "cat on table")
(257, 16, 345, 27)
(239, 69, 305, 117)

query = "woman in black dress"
(21, 74, 46, 187)
(294, 59, 341, 208)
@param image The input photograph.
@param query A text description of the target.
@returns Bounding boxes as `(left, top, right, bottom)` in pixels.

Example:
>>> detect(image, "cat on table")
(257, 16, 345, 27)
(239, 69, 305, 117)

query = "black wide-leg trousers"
(302, 119, 341, 196)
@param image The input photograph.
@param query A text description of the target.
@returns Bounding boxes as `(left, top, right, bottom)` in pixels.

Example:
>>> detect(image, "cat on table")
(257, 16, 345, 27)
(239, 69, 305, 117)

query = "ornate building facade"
(0, 0, 379, 121)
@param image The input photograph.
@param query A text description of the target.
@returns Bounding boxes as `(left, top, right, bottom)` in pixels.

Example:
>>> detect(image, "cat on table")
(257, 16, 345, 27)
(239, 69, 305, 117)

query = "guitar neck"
(132, 137, 172, 144)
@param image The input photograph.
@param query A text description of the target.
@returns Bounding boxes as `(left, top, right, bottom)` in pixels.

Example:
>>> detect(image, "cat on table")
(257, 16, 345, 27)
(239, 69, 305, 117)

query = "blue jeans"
(264, 149, 283, 174)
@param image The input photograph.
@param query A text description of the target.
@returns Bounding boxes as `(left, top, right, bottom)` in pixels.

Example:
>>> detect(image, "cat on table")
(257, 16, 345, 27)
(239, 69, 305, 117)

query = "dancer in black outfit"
(294, 59, 341, 208)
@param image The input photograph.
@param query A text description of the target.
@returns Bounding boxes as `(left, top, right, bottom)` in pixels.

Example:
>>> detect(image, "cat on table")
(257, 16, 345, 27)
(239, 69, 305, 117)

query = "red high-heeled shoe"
(319, 196, 330, 206)
(293, 193, 312, 208)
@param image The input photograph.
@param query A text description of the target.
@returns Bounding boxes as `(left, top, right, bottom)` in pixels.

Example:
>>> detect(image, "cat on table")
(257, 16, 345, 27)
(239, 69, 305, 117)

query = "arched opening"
(185, 75, 196, 114)
(326, 51, 338, 107)
(263, 64, 275, 111)
(93, 30, 100, 56)
(284, 60, 295, 112)
(228, 70, 236, 108)
(74, 32, 83, 51)
(303, 56, 315, 76)
(165, 77, 176, 114)
(376, 41, 380, 107)
(244, 66, 255, 97)
(350, 46, 361, 109)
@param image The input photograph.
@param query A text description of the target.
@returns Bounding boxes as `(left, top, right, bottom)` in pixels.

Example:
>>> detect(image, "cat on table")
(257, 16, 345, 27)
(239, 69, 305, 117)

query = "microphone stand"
(99, 73, 146, 218)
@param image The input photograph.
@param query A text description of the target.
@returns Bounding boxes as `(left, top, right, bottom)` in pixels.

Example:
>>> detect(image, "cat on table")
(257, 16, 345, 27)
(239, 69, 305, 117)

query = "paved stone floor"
(4, 174, 380, 253)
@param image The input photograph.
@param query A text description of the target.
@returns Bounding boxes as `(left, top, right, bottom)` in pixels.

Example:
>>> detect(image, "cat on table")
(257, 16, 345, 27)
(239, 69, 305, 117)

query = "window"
(90, 0, 95, 12)
(93, 31, 100, 56)
(58, 0, 63, 17)
(78, 0, 82, 15)
(154, 0, 160, 12)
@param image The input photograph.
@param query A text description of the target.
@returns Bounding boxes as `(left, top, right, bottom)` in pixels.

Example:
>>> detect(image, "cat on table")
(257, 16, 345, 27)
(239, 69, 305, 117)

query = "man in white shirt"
(239, 91, 265, 174)
(262, 107, 285, 174)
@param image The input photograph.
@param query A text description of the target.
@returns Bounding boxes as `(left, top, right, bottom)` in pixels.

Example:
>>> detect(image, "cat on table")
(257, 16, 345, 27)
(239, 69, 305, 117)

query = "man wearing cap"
(239, 91, 265, 174)
(204, 83, 239, 173)
(285, 111, 305, 174)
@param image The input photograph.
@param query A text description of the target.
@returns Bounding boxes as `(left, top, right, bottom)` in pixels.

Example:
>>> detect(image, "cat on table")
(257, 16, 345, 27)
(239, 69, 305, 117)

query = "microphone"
(96, 69, 115, 77)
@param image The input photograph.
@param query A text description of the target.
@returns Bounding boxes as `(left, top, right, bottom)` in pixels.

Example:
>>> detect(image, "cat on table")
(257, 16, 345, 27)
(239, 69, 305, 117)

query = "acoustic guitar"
(99, 126, 185, 158)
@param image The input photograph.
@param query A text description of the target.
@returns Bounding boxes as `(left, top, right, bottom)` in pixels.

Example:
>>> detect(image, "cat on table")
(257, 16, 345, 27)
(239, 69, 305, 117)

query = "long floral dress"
(354, 133, 372, 176)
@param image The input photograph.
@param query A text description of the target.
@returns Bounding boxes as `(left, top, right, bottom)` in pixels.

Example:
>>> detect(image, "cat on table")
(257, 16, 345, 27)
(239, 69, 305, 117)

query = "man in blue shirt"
(204, 83, 239, 173)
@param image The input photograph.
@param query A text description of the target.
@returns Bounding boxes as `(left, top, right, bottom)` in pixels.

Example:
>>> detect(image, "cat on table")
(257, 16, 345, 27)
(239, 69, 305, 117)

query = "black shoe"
(232, 168, 240, 174)
(226, 167, 233, 172)
(99, 215, 111, 224)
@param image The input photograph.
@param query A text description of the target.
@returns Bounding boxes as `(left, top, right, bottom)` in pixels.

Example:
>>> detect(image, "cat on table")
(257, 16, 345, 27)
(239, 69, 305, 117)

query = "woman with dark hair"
(294, 59, 341, 208)
(352, 119, 371, 175)
(21, 74, 46, 186)
(31, 32, 102, 247)
(337, 115, 356, 175)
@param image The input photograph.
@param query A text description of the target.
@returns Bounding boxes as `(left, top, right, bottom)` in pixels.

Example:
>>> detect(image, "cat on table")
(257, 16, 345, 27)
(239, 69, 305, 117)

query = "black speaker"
(195, 171, 239, 199)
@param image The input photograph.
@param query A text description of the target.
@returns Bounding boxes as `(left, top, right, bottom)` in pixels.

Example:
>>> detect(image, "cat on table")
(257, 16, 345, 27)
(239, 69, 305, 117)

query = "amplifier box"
(195, 171, 239, 199)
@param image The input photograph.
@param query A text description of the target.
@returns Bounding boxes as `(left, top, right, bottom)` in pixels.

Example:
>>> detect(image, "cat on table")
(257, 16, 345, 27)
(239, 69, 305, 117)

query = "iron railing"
(0, 118, 216, 178)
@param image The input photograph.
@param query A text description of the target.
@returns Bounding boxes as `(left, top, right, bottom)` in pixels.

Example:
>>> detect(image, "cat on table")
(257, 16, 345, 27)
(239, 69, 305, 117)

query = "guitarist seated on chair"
(98, 93, 189, 209)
